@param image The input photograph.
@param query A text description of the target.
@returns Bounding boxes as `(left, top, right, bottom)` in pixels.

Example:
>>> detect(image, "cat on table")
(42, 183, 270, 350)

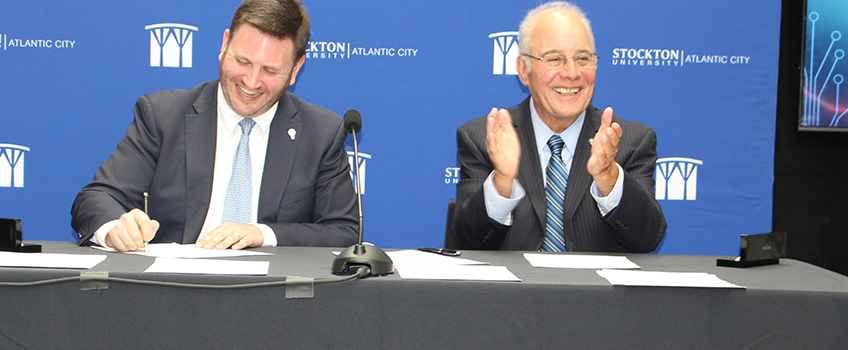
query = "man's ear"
(289, 54, 306, 85)
(516, 56, 529, 86)
(219, 29, 231, 62)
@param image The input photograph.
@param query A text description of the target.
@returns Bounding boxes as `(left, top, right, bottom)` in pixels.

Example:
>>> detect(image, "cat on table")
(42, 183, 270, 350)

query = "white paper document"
(524, 253, 640, 269)
(93, 243, 271, 259)
(396, 264, 521, 281)
(144, 257, 270, 276)
(387, 250, 520, 282)
(596, 269, 746, 289)
(0, 251, 106, 269)
(387, 249, 488, 266)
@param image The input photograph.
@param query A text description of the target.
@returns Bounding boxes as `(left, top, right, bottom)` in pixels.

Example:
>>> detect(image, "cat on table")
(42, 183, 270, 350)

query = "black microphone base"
(332, 244, 394, 276)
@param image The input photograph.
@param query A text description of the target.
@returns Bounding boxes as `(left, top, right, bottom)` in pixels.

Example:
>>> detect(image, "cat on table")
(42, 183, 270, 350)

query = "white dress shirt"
(197, 84, 277, 246)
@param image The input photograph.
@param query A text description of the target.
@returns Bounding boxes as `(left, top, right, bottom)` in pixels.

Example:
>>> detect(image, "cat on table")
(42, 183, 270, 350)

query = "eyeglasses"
(522, 52, 599, 69)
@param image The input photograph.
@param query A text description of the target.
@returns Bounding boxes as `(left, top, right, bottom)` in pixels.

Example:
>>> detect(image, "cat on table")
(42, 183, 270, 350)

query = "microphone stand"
(331, 120, 394, 276)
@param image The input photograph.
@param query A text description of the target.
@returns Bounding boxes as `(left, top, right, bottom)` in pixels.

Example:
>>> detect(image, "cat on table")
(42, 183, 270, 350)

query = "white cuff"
(254, 223, 277, 247)
(591, 163, 625, 216)
(91, 220, 118, 246)
(483, 171, 525, 226)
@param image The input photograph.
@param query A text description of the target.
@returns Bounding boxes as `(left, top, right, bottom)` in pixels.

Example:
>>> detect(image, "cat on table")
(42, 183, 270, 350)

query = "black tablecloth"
(0, 242, 846, 349)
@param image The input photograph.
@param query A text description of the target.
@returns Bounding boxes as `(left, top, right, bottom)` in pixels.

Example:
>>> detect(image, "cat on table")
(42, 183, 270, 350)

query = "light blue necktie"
(541, 135, 568, 252)
(222, 118, 256, 225)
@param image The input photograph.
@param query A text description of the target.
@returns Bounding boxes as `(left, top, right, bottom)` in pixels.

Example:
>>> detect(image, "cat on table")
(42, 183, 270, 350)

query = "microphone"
(344, 110, 364, 241)
(331, 110, 394, 276)
(344, 109, 362, 133)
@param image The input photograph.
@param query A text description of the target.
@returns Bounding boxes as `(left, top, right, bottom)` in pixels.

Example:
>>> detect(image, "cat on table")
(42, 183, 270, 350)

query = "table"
(0, 242, 846, 349)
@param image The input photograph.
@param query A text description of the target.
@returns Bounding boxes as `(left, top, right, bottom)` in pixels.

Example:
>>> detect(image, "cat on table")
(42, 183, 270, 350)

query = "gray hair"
(518, 1, 595, 72)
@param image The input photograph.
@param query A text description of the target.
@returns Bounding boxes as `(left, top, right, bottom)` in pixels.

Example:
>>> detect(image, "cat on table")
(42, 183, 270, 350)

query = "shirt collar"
(529, 97, 585, 158)
(216, 83, 277, 139)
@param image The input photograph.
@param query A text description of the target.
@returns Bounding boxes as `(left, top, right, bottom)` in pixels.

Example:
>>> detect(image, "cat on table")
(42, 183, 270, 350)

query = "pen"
(143, 192, 149, 253)
(418, 248, 461, 256)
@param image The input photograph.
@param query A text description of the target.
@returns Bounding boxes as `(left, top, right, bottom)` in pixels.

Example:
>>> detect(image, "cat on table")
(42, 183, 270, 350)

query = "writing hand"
(105, 208, 159, 252)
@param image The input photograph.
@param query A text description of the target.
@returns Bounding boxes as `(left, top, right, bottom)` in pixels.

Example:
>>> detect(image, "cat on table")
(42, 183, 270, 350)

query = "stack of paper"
(596, 269, 745, 289)
(523, 253, 640, 269)
(523, 253, 743, 288)
(145, 258, 270, 275)
(387, 250, 520, 282)
(94, 243, 272, 275)
(0, 251, 106, 269)
(95, 242, 271, 258)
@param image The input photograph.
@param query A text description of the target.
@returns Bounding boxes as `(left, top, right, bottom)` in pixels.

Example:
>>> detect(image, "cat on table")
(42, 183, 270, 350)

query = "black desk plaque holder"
(0, 218, 41, 253)
(717, 231, 786, 268)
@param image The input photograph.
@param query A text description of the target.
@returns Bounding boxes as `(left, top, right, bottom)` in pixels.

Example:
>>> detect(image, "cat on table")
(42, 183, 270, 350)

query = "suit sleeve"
(70, 95, 161, 245)
(602, 126, 667, 253)
(262, 120, 359, 247)
(453, 121, 512, 249)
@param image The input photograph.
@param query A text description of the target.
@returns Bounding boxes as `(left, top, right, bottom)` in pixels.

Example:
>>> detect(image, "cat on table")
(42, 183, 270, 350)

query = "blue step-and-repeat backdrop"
(0, 1, 781, 255)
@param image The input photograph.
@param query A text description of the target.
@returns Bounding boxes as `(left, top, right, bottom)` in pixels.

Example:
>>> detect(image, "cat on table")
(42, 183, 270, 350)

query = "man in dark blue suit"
(455, 1, 666, 252)
(71, 0, 358, 251)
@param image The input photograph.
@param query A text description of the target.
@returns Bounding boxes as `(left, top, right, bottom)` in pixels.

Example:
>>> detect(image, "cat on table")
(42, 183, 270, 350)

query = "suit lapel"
(257, 93, 302, 221)
(512, 98, 547, 228)
(562, 105, 601, 224)
(183, 83, 218, 243)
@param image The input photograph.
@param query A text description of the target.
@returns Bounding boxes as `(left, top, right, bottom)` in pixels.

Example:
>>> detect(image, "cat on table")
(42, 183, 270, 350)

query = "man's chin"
(232, 101, 270, 118)
(554, 102, 590, 120)
(228, 88, 286, 118)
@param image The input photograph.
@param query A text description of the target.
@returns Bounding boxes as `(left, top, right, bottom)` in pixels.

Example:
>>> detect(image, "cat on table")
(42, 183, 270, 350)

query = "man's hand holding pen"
(104, 208, 159, 252)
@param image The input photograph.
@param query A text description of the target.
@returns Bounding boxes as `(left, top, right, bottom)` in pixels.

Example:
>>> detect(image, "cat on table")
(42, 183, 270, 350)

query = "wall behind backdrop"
(776, 0, 848, 276)
(0, 0, 781, 255)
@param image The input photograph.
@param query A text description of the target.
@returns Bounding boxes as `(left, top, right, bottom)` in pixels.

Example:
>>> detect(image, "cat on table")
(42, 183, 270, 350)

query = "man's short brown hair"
(229, 0, 310, 60)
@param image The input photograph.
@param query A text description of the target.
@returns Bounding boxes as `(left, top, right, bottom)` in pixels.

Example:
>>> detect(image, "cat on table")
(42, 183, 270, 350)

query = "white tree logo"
(0, 144, 30, 188)
(655, 157, 702, 200)
(347, 151, 371, 195)
(490, 32, 519, 75)
(146, 23, 198, 68)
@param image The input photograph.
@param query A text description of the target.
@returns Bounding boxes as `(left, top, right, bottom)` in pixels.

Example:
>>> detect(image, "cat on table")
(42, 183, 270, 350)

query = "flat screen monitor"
(800, 1, 848, 131)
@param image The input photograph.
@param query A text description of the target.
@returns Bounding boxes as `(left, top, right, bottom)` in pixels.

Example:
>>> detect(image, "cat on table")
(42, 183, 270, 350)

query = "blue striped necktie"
(541, 135, 568, 252)
(222, 118, 256, 225)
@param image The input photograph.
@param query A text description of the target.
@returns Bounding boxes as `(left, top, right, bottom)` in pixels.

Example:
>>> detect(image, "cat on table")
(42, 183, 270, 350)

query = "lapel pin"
(288, 128, 296, 140)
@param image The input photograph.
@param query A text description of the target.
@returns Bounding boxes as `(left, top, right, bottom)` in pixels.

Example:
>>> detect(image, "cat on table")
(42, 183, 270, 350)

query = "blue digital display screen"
(801, 1, 848, 131)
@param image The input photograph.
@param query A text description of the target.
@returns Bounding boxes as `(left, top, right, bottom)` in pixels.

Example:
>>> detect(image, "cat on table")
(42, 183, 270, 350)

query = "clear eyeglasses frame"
(522, 52, 599, 69)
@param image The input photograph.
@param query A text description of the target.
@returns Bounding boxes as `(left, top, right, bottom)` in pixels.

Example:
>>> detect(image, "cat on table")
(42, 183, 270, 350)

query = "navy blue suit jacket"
(454, 98, 666, 252)
(72, 80, 358, 247)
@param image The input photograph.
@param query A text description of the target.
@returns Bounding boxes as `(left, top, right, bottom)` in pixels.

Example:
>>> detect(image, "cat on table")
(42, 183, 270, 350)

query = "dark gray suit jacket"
(71, 80, 358, 247)
(454, 97, 666, 252)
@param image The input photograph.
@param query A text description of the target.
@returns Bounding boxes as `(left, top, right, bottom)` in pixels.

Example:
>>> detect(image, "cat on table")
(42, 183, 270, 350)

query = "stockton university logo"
(655, 157, 702, 201)
(145, 23, 198, 68)
(444, 166, 460, 184)
(347, 151, 371, 195)
(803, 11, 847, 127)
(490, 32, 519, 75)
(0, 144, 30, 188)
